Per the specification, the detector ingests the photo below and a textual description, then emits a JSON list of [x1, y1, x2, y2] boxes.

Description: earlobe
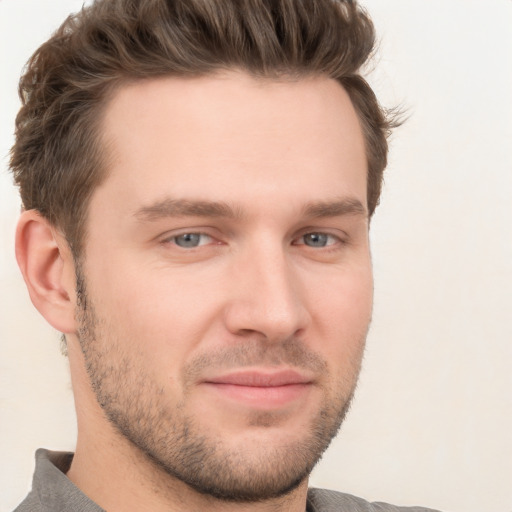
[[15, 210, 77, 334]]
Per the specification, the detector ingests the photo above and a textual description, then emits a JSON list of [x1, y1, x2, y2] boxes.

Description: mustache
[[182, 337, 328, 386]]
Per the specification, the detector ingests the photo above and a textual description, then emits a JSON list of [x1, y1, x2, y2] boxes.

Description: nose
[[223, 241, 310, 343]]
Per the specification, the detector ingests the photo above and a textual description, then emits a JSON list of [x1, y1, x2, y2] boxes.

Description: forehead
[[94, 71, 367, 217]]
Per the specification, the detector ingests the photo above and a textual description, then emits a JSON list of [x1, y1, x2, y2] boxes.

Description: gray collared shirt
[[14, 449, 442, 512], [14, 449, 104, 512]]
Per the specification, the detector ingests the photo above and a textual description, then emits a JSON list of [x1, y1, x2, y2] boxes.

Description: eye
[[171, 233, 213, 248], [298, 232, 339, 248]]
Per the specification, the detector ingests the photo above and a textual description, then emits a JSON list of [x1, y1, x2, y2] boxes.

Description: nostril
[[223, 292, 310, 343]]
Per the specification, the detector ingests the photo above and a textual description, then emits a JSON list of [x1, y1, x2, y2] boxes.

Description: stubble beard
[[74, 265, 364, 503]]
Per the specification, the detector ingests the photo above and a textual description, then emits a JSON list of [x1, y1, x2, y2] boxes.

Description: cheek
[[308, 264, 372, 366], [87, 260, 227, 358]]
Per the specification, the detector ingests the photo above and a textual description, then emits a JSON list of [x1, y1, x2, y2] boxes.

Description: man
[[9, 0, 439, 511]]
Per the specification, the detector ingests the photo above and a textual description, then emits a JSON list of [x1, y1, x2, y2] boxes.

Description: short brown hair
[[10, 0, 397, 257]]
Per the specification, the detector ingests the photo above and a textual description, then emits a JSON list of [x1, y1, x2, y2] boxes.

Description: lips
[[205, 369, 312, 387], [202, 369, 313, 409]]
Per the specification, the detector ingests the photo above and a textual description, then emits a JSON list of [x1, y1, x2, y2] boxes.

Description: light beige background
[[1, 1, 511, 511]]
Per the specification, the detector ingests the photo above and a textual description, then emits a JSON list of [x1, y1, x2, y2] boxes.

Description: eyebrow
[[134, 198, 241, 222], [302, 198, 368, 219], [133, 197, 367, 222]]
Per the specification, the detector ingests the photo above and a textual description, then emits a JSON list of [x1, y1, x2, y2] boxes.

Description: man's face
[[75, 72, 372, 501]]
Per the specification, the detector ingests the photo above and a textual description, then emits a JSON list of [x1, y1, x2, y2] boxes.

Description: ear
[[15, 210, 77, 334]]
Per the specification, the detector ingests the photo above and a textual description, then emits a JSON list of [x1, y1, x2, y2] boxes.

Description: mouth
[[202, 369, 313, 409]]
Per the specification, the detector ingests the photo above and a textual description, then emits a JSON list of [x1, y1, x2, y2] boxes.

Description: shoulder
[[307, 488, 443, 512]]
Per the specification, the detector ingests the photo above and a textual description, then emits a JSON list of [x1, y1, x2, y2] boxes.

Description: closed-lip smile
[[202, 369, 314, 408]]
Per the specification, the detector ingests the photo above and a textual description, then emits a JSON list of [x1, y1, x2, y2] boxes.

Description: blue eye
[[302, 233, 335, 247], [173, 233, 210, 248]]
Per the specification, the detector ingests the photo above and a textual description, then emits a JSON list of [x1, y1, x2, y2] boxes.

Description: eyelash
[[293, 232, 343, 248], [161, 231, 346, 250], [167, 232, 214, 248]]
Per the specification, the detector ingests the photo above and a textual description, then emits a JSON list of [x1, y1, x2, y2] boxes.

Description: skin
[[16, 71, 373, 512]]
